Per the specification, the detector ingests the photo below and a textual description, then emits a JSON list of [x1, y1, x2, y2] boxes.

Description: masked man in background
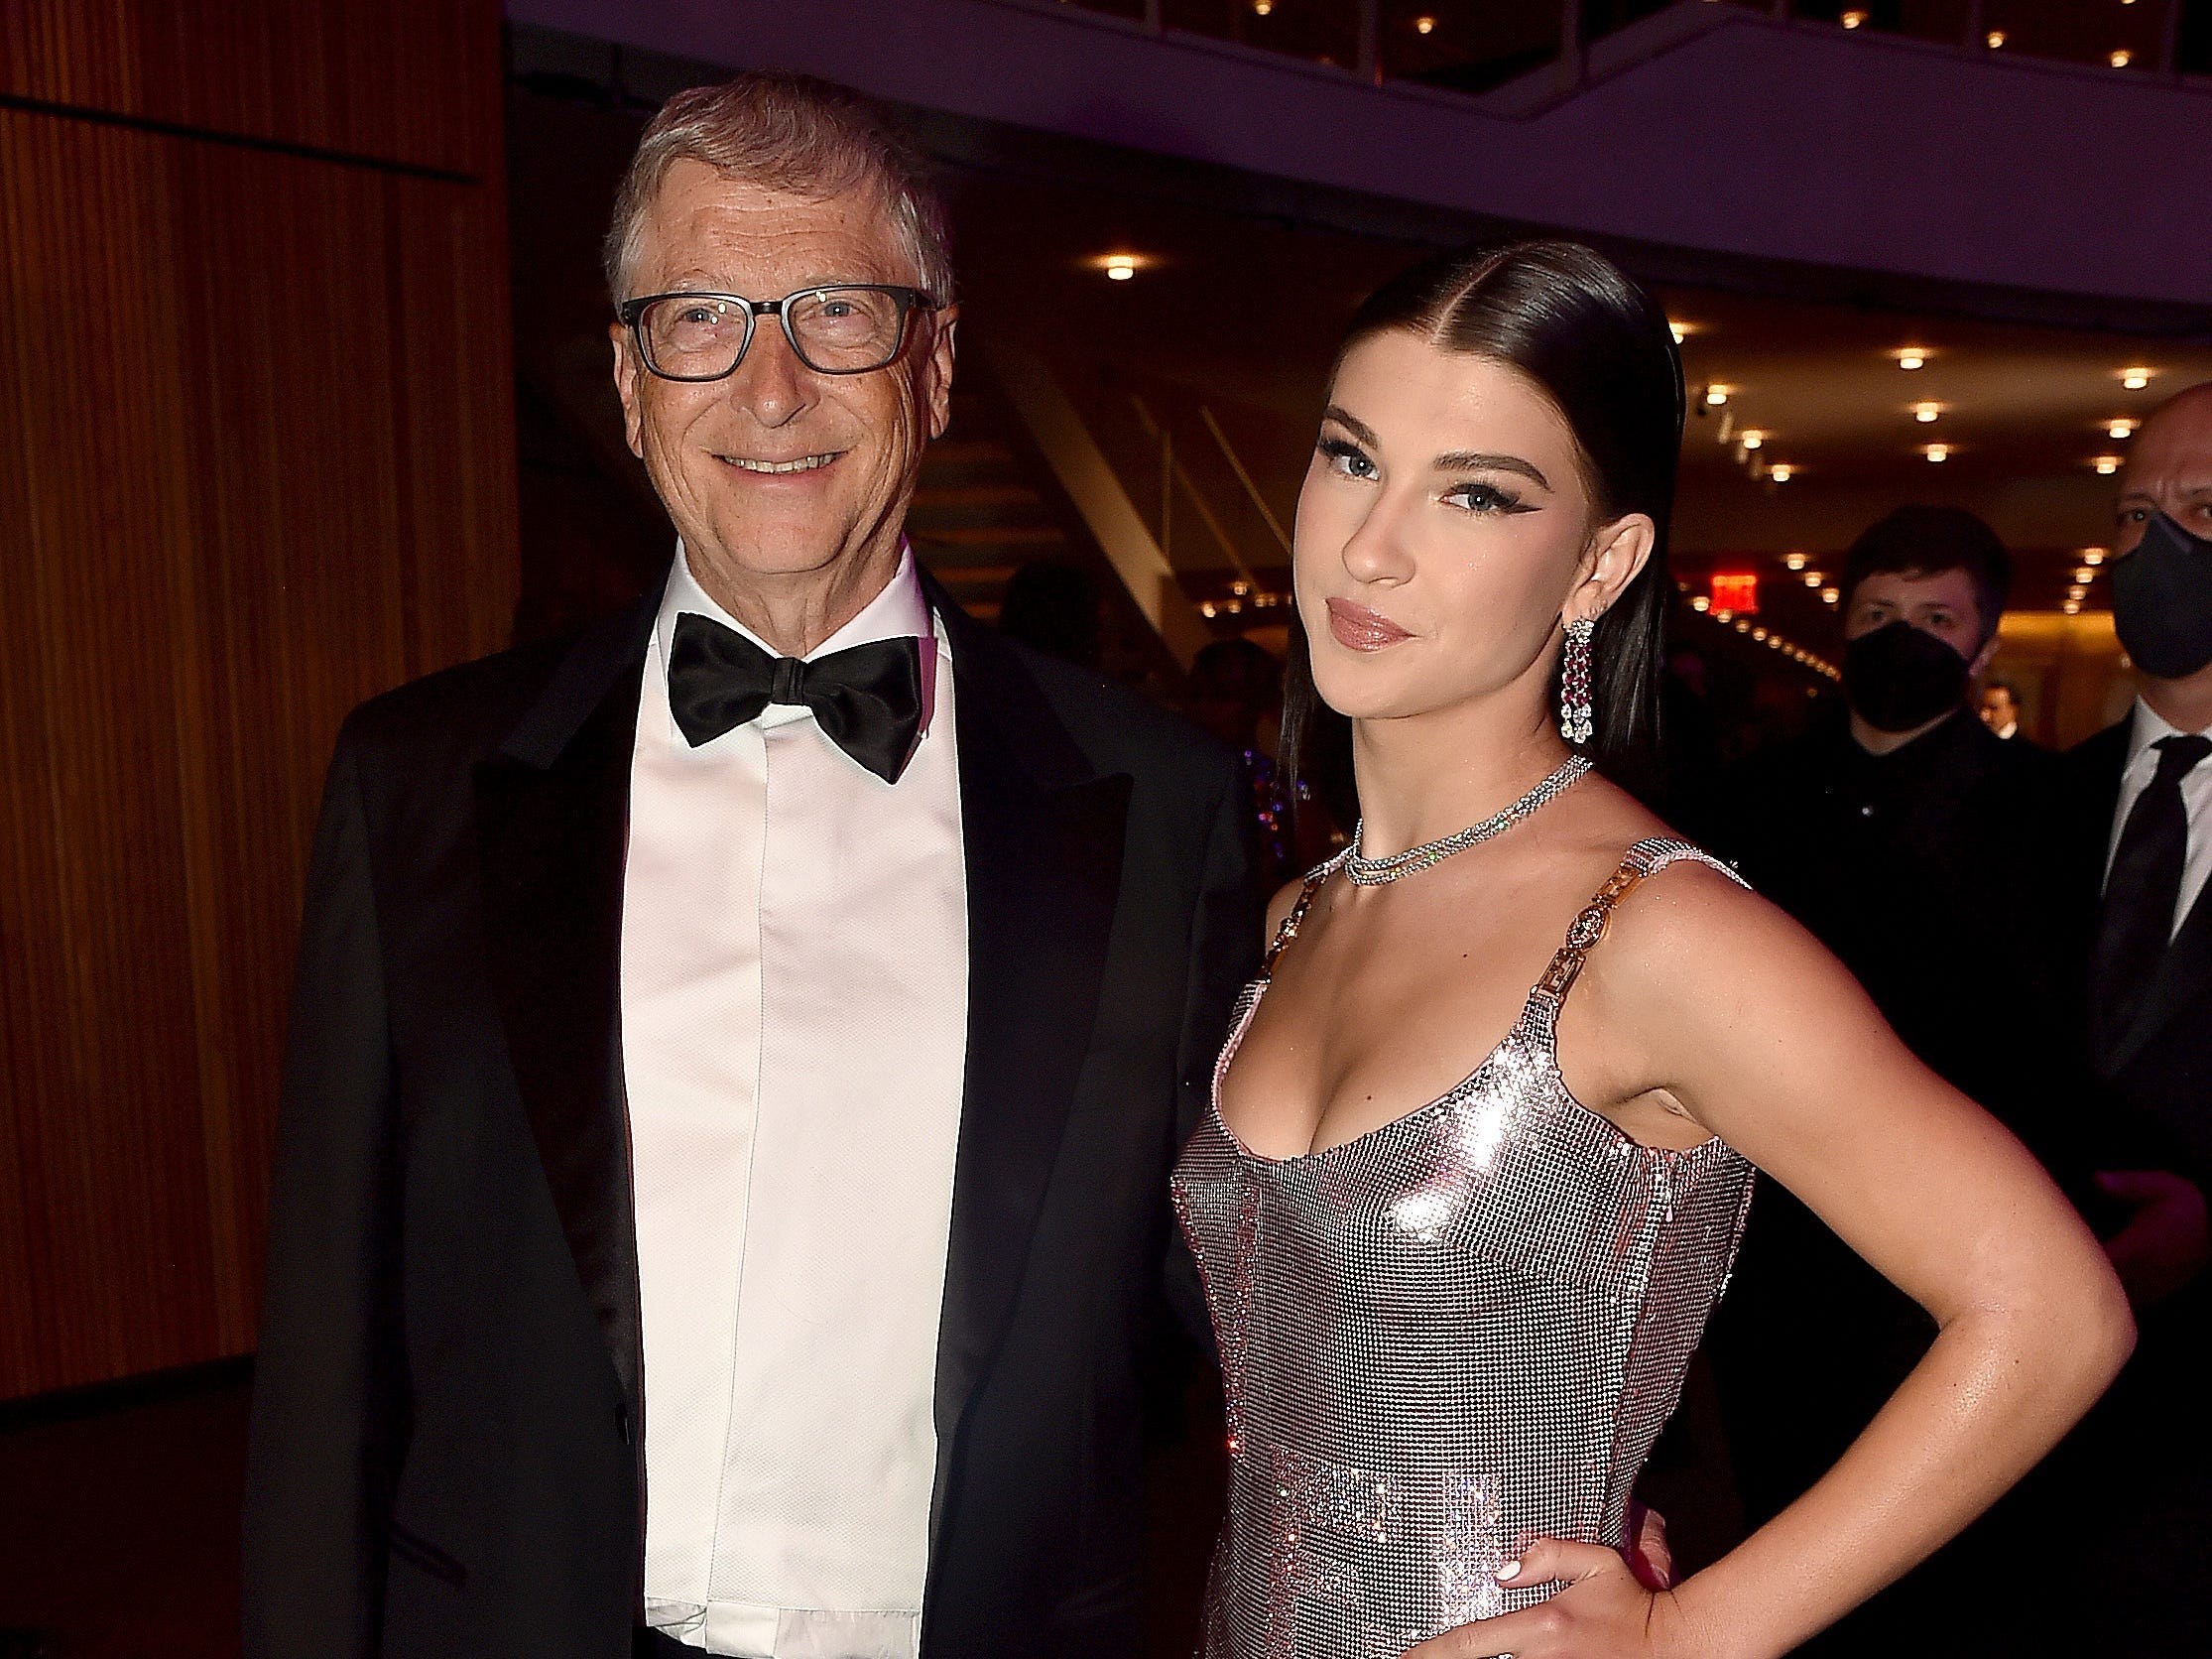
[[1701, 506, 2082, 1654], [2056, 379, 2212, 1654]]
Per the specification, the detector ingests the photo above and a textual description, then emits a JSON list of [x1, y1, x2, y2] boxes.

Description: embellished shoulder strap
[[1536, 836, 1745, 1003], [1262, 850, 1347, 978]]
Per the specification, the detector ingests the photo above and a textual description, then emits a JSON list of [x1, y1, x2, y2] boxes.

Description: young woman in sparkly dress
[[1168, 242, 2132, 1659]]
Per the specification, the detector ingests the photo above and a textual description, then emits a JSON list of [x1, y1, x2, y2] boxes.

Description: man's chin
[[683, 517, 896, 586]]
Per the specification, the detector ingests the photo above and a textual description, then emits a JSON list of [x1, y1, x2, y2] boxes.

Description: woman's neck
[[1350, 698, 1572, 859]]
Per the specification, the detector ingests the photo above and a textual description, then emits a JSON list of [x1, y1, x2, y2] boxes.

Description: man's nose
[[722, 319, 817, 428]]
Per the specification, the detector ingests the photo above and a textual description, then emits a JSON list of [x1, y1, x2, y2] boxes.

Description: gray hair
[[603, 72, 954, 307]]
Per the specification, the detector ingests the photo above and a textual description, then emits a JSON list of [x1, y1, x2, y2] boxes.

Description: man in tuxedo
[[242, 73, 1258, 1659], [2060, 378, 2212, 1651]]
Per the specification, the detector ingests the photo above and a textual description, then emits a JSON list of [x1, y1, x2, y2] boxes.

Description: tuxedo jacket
[[2064, 713, 2212, 1190], [241, 571, 1260, 1659]]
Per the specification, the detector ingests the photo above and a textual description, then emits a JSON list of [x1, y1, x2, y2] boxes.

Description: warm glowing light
[[1740, 431, 1765, 450], [1821, 587, 1841, 604], [1690, 594, 1711, 613], [1804, 572, 1824, 587], [2064, 600, 2083, 615], [1784, 553, 1808, 571], [1913, 403, 1941, 423], [2069, 586, 2089, 602], [2095, 455, 2123, 474], [1414, 14, 1435, 33], [1711, 573, 1761, 614], [1752, 627, 1769, 641], [1199, 600, 1218, 617], [2110, 49, 2133, 68], [1705, 384, 1730, 407], [1102, 254, 1139, 280], [2083, 549, 2107, 565], [1668, 319, 1692, 344], [2122, 367, 2152, 390], [1985, 30, 2006, 48], [1768, 463, 1794, 483], [1923, 444, 1949, 462], [1735, 619, 1752, 633], [1841, 9, 1868, 27], [1713, 609, 1734, 623], [1897, 349, 1927, 370], [2109, 418, 2139, 440], [2074, 567, 2096, 584]]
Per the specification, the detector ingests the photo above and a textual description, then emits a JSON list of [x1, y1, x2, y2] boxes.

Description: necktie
[[2091, 731, 2211, 1059], [667, 612, 924, 784]]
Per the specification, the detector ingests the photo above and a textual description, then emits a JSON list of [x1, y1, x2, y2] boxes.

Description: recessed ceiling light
[[1668, 319, 1693, 344], [1735, 619, 1752, 633], [2109, 418, 2140, 440], [1705, 384, 1730, 407], [1897, 348, 1928, 370], [1768, 463, 1794, 482], [1986, 30, 2006, 48], [1784, 553, 1808, 571], [2074, 567, 2096, 583], [1690, 595, 1711, 612], [1821, 587, 1840, 604], [2095, 455, 2123, 474], [2110, 49, 2133, 67], [2065, 600, 2083, 615], [1740, 431, 1765, 450], [2069, 586, 2088, 601], [1199, 600, 1218, 617], [1752, 627, 1769, 641], [1253, 0, 1272, 14], [1415, 14, 1435, 34], [1803, 572, 1824, 587], [2122, 367, 2153, 390], [1099, 253, 1142, 281], [1841, 9, 1869, 27], [2083, 548, 2107, 564], [1914, 403, 1941, 423], [1923, 444, 1949, 462]]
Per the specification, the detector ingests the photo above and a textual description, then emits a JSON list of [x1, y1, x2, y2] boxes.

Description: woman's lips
[[1326, 597, 1413, 652]]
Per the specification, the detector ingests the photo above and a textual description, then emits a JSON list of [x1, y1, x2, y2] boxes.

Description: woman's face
[[1292, 329, 1647, 725]]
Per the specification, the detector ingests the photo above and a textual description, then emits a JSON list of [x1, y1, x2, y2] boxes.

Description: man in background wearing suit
[[242, 74, 1257, 1659], [2063, 378, 2212, 1653]]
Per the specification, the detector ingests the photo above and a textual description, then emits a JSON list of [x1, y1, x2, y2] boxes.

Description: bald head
[[2117, 380, 2212, 553]]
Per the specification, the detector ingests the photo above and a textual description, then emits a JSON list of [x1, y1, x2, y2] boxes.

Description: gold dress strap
[[1536, 836, 1745, 1003], [1262, 852, 1346, 978]]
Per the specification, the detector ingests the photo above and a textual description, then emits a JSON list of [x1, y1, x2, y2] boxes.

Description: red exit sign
[[1710, 573, 1759, 614]]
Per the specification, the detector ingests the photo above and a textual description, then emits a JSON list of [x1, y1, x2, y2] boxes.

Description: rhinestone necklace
[[1343, 754, 1593, 886]]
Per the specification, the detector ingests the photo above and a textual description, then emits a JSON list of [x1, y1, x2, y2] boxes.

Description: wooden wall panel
[[0, 1, 515, 1400], [0, 0, 500, 179]]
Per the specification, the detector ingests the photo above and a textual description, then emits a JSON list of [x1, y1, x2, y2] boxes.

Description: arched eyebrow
[[1321, 404, 1552, 491], [1431, 449, 1551, 490]]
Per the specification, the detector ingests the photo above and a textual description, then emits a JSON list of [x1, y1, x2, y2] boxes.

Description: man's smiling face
[[610, 159, 955, 611]]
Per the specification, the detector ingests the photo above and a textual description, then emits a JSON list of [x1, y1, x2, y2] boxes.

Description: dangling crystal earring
[[1559, 617, 1596, 746]]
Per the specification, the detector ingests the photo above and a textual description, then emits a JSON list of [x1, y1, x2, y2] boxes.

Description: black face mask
[[2112, 511, 2212, 681], [1842, 619, 1970, 733]]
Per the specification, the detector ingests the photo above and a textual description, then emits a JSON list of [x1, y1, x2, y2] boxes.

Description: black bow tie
[[667, 612, 924, 784]]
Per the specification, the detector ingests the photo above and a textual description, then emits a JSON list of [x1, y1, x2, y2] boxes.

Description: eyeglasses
[[616, 285, 941, 381]]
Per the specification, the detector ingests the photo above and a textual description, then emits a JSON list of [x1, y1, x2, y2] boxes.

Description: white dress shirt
[[2104, 698, 2212, 939], [623, 545, 969, 1658]]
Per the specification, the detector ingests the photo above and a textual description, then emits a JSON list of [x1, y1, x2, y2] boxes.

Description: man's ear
[[610, 322, 646, 458], [1564, 513, 1656, 626], [922, 307, 959, 443]]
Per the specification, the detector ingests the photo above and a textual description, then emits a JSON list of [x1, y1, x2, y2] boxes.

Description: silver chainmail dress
[[1170, 837, 1755, 1659]]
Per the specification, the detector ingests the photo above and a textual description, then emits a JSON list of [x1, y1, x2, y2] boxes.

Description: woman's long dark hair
[[1284, 240, 1686, 826]]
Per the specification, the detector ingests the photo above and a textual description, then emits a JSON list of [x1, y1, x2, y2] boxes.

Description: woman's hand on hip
[[1402, 1536, 1686, 1659]]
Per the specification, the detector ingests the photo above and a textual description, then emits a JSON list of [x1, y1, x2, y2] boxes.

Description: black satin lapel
[[474, 649, 647, 1424], [2111, 881, 2212, 1074], [929, 628, 1131, 1484]]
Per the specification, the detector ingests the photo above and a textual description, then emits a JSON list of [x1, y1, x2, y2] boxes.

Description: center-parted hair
[[1285, 240, 1686, 824]]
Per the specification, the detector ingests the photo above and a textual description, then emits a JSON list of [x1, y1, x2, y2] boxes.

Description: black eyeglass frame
[[616, 284, 943, 382]]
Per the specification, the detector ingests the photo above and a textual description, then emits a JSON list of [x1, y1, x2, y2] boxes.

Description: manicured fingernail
[[1496, 1559, 1522, 1583]]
